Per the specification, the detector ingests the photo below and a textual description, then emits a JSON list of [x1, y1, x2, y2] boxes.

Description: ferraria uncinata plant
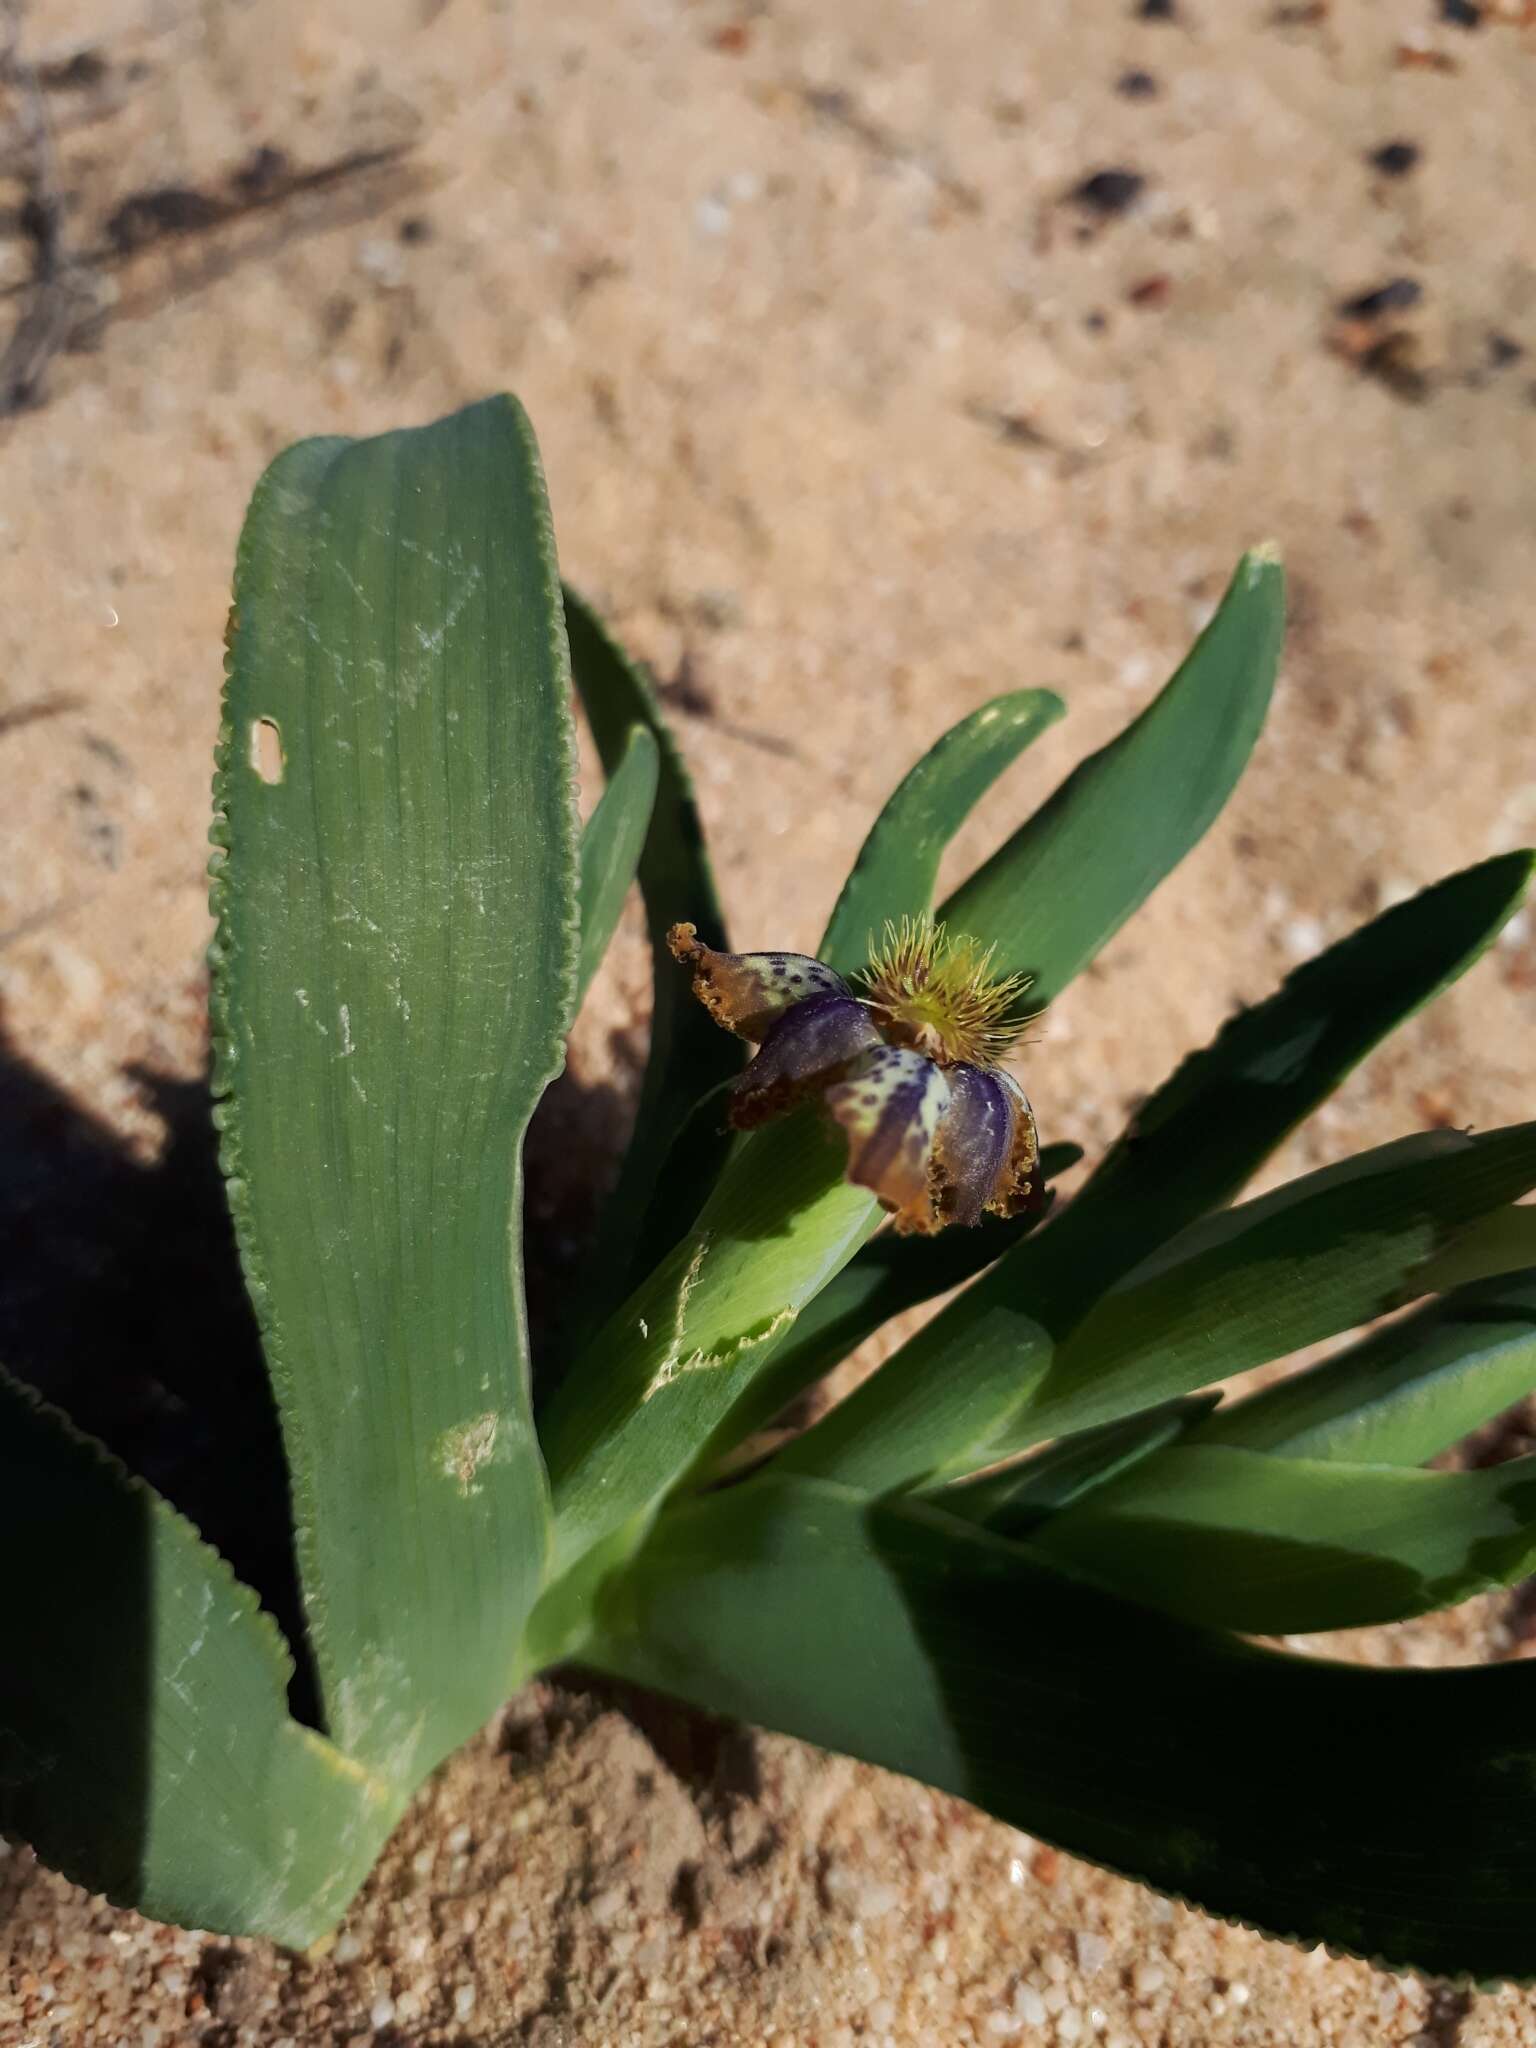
[[5, 397, 1536, 1978]]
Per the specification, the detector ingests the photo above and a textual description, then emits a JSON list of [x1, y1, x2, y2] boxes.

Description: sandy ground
[[2, 0, 1536, 2041]]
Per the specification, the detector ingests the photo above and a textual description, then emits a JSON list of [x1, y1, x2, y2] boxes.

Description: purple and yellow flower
[[667, 916, 1042, 1235]]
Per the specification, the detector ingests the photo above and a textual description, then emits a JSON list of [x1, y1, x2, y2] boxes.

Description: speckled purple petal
[[824, 1045, 951, 1233], [668, 923, 851, 1042], [931, 1064, 1015, 1228], [990, 1071, 1043, 1217], [730, 993, 882, 1129]]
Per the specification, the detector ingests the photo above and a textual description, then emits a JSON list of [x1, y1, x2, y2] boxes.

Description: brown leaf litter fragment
[[1394, 42, 1461, 70]]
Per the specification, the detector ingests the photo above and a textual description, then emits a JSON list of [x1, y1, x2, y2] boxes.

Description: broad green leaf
[[1030, 1441, 1536, 1634], [576, 725, 658, 1003], [1196, 1270, 1536, 1466], [942, 1393, 1219, 1533], [794, 856, 1533, 1491], [1011, 1125, 1536, 1451], [561, 587, 742, 1320], [0, 1370, 401, 1945], [211, 397, 570, 1781], [819, 689, 1064, 977], [592, 1471, 1536, 1978], [696, 1140, 1081, 1467], [939, 549, 1283, 996]]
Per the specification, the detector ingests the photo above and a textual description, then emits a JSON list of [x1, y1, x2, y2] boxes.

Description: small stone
[[1440, 0, 1482, 24], [369, 1993, 396, 2028], [588, 1884, 627, 1926], [1338, 277, 1422, 321], [1369, 139, 1420, 177], [1069, 169, 1146, 217], [1075, 1932, 1110, 1976], [1056, 2007, 1085, 2044], [1132, 1961, 1166, 1998], [986, 2014, 1023, 2039], [1015, 1985, 1049, 2025], [453, 1983, 477, 2020], [445, 1821, 472, 1853], [1117, 68, 1159, 97], [356, 237, 405, 288]]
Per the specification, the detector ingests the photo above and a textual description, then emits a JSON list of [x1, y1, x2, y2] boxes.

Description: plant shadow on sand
[[0, 1003, 631, 1930]]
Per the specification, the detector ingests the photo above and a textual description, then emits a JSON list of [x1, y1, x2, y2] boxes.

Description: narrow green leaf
[[576, 725, 659, 1004], [1030, 1441, 1536, 1634], [0, 1370, 400, 1945], [592, 1471, 1536, 1978], [942, 1393, 1219, 1534], [696, 1140, 1081, 1466], [1014, 1125, 1536, 1450], [212, 397, 571, 1781], [1195, 1270, 1536, 1466], [561, 586, 742, 1324], [939, 549, 1283, 996], [819, 689, 1064, 977], [1414, 1205, 1536, 1297], [794, 855, 1533, 1491], [543, 1112, 881, 1571]]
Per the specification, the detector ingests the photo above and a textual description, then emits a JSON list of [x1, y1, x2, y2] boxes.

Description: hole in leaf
[[249, 717, 284, 785]]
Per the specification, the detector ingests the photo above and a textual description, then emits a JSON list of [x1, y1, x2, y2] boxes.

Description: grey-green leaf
[[592, 1470, 1536, 1978], [1030, 1441, 1536, 1633], [942, 1393, 1219, 1534], [939, 549, 1283, 997], [1015, 1124, 1536, 1450], [211, 397, 571, 1782], [543, 1112, 881, 1572], [1195, 1269, 1536, 1466], [819, 689, 1064, 977], [576, 725, 659, 1003], [0, 1369, 400, 1945]]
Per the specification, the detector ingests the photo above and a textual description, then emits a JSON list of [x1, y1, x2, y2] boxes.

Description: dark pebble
[[1369, 140, 1421, 177], [1488, 332, 1525, 368], [1136, 0, 1177, 17], [1117, 69, 1160, 97], [1339, 277, 1422, 320], [398, 215, 433, 245], [1069, 168, 1146, 216], [1440, 0, 1482, 24]]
